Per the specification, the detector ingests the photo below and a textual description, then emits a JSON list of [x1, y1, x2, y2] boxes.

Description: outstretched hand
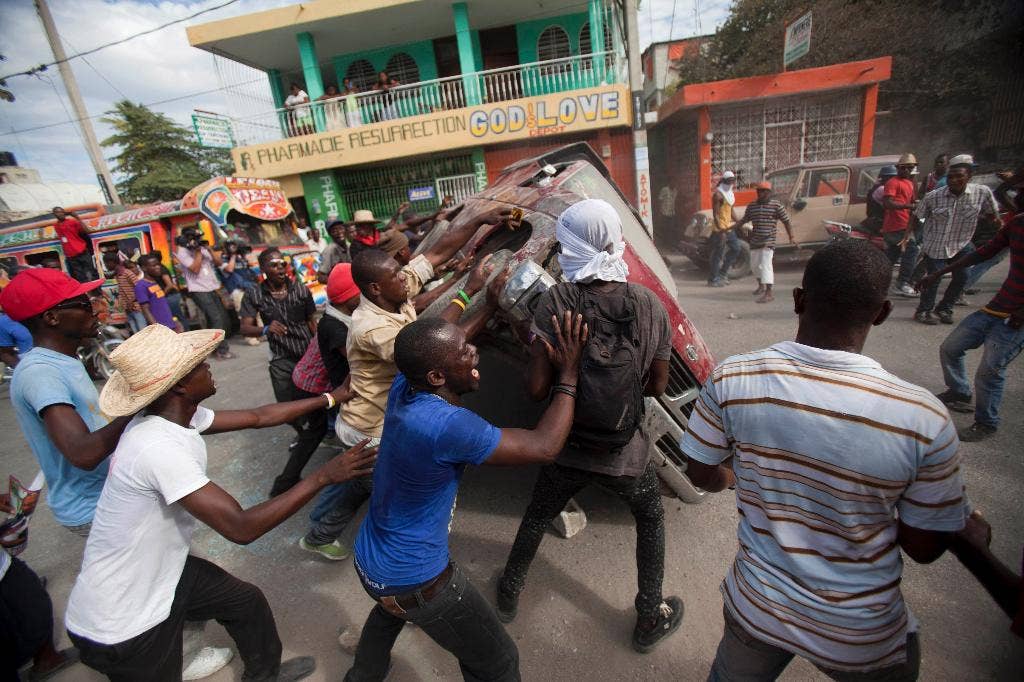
[[486, 263, 513, 307], [542, 311, 588, 379], [318, 439, 377, 484], [466, 253, 495, 293]]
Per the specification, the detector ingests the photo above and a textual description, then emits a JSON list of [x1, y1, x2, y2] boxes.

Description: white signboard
[[783, 12, 812, 68], [192, 113, 235, 149]]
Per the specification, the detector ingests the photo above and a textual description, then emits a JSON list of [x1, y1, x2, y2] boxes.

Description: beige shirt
[[341, 254, 434, 437]]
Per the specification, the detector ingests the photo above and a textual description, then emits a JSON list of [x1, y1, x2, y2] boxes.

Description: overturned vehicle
[[414, 144, 713, 503]]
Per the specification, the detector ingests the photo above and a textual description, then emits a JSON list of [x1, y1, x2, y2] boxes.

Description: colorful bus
[[0, 177, 324, 324]]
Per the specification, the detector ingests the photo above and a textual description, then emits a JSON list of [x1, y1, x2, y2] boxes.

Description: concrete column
[[588, 0, 606, 84], [297, 32, 326, 132], [267, 69, 286, 109], [452, 3, 481, 105], [471, 148, 488, 191]]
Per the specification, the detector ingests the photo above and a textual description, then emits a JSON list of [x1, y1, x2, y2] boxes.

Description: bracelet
[[450, 298, 467, 311], [457, 289, 471, 305], [552, 385, 577, 399], [553, 382, 577, 390], [322, 392, 336, 410]]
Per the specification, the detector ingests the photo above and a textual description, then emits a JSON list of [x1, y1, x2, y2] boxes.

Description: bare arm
[[486, 312, 586, 466], [422, 207, 510, 269], [644, 358, 669, 396], [41, 405, 133, 470], [239, 315, 264, 338], [414, 276, 461, 314], [883, 196, 915, 211], [897, 520, 952, 564], [221, 254, 237, 274], [179, 249, 204, 274], [0, 347, 19, 368], [179, 441, 376, 544], [204, 389, 346, 435], [951, 511, 1021, 620], [684, 459, 735, 492], [140, 302, 157, 326]]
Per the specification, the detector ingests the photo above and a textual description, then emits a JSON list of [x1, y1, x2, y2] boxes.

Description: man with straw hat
[[65, 324, 376, 680], [883, 153, 922, 297]]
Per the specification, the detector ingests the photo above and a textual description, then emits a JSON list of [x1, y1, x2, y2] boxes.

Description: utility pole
[[624, 0, 652, 234], [34, 0, 121, 204]]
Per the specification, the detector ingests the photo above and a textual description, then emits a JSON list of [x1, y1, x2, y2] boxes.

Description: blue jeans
[[127, 310, 148, 333], [884, 230, 920, 287], [345, 562, 519, 682], [964, 247, 1008, 290], [940, 310, 1024, 428], [708, 230, 742, 282], [916, 244, 974, 315], [305, 476, 372, 545]]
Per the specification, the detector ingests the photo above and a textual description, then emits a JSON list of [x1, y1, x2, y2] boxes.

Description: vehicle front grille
[[654, 432, 688, 467], [663, 348, 701, 419]]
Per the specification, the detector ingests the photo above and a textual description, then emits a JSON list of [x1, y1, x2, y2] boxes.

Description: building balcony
[[233, 52, 624, 146]]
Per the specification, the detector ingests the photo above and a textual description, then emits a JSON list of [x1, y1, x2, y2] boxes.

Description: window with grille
[[384, 52, 420, 85], [537, 26, 572, 62], [579, 21, 612, 55], [344, 59, 376, 91]]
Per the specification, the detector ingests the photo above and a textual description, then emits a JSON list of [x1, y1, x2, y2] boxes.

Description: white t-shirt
[[65, 406, 215, 644], [285, 91, 310, 114]]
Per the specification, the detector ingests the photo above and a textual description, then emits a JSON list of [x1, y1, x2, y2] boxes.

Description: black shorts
[[0, 557, 53, 669]]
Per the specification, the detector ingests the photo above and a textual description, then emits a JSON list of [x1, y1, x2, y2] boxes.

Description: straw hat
[[897, 153, 917, 166], [99, 324, 225, 417], [348, 209, 382, 225]]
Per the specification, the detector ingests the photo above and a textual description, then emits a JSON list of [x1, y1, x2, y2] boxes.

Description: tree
[[673, 0, 1022, 111], [101, 100, 234, 204]]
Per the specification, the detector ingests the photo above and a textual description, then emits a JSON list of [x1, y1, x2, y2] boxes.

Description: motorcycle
[[78, 324, 128, 381], [824, 219, 886, 251]]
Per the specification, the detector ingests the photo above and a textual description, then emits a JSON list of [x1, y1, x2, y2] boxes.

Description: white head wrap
[[555, 199, 629, 284], [716, 170, 736, 205]]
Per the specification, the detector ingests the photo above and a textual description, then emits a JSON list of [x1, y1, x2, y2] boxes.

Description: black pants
[[69, 555, 281, 682], [268, 356, 328, 495], [0, 557, 53, 674], [67, 252, 98, 283], [189, 291, 232, 355], [916, 243, 975, 316], [498, 461, 665, 619], [345, 563, 519, 682]]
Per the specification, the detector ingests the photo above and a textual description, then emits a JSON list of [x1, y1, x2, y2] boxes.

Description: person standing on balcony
[[342, 78, 363, 128], [882, 153, 921, 297], [318, 85, 346, 131], [285, 82, 313, 136], [374, 71, 400, 122], [52, 207, 98, 283], [707, 171, 741, 287]]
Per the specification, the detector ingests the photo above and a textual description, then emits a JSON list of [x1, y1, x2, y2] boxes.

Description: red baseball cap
[[327, 263, 359, 304], [0, 268, 104, 321]]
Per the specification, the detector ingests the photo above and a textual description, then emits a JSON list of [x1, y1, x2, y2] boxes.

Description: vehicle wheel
[[94, 351, 116, 380], [728, 241, 752, 278]]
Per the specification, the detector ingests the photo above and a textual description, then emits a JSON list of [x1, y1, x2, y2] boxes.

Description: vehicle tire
[[728, 241, 752, 278], [94, 349, 117, 380]]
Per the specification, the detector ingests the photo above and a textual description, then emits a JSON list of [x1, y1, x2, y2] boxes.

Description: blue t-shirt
[[10, 348, 110, 526], [354, 374, 501, 591], [133, 278, 176, 329], [0, 314, 32, 355]]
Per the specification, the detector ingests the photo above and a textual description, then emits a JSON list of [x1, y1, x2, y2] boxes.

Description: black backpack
[[563, 282, 646, 453]]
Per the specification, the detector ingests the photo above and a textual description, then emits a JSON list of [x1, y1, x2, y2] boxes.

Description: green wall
[[331, 40, 439, 86], [515, 12, 590, 64]]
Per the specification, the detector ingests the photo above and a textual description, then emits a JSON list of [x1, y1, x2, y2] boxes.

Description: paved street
[[3, 256, 1022, 681]]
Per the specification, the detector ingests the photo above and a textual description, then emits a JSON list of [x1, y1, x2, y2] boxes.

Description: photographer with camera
[[219, 241, 257, 311], [174, 228, 235, 360]]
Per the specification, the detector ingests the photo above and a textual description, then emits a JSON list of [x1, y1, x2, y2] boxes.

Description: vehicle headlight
[[498, 260, 557, 325]]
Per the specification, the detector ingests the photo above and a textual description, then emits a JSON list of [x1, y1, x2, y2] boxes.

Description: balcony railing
[[231, 52, 624, 145]]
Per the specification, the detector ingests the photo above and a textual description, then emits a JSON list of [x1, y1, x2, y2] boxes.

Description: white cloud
[[0, 0, 734, 191]]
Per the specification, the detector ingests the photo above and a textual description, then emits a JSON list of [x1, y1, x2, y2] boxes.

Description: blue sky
[[0, 0, 731, 190]]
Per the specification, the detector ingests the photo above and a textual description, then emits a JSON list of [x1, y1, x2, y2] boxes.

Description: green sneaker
[[298, 537, 350, 561]]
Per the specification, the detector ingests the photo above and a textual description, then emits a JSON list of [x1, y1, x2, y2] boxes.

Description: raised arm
[[485, 311, 586, 466], [422, 206, 510, 269], [180, 441, 376, 544], [951, 511, 1022, 620], [41, 406, 133, 470]]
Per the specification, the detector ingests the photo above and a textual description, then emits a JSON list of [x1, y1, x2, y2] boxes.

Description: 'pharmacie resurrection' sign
[[233, 84, 631, 177]]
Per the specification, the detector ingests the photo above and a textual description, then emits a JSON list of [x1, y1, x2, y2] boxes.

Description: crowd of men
[[0, 163, 1022, 682]]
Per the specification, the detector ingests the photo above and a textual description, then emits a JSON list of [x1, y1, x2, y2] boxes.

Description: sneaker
[[958, 423, 997, 443], [955, 294, 970, 307], [495, 584, 518, 624], [182, 646, 233, 681], [936, 389, 973, 414], [707, 278, 727, 288], [937, 310, 954, 325], [298, 537, 351, 561], [277, 656, 316, 682], [914, 311, 938, 325], [897, 283, 918, 297], [215, 351, 237, 360], [245, 336, 261, 346], [964, 288, 980, 295], [632, 596, 684, 654]]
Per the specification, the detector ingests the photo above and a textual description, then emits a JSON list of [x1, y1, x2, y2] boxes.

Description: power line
[[0, 0, 241, 82], [60, 33, 129, 101]]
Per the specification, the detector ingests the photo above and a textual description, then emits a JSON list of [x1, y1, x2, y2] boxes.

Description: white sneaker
[[182, 646, 233, 680], [898, 283, 918, 297]]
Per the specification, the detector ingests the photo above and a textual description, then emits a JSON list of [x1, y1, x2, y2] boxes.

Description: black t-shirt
[[318, 313, 351, 387]]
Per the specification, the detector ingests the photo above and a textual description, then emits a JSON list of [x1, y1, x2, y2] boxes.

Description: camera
[[175, 228, 202, 250], [223, 240, 252, 256]]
